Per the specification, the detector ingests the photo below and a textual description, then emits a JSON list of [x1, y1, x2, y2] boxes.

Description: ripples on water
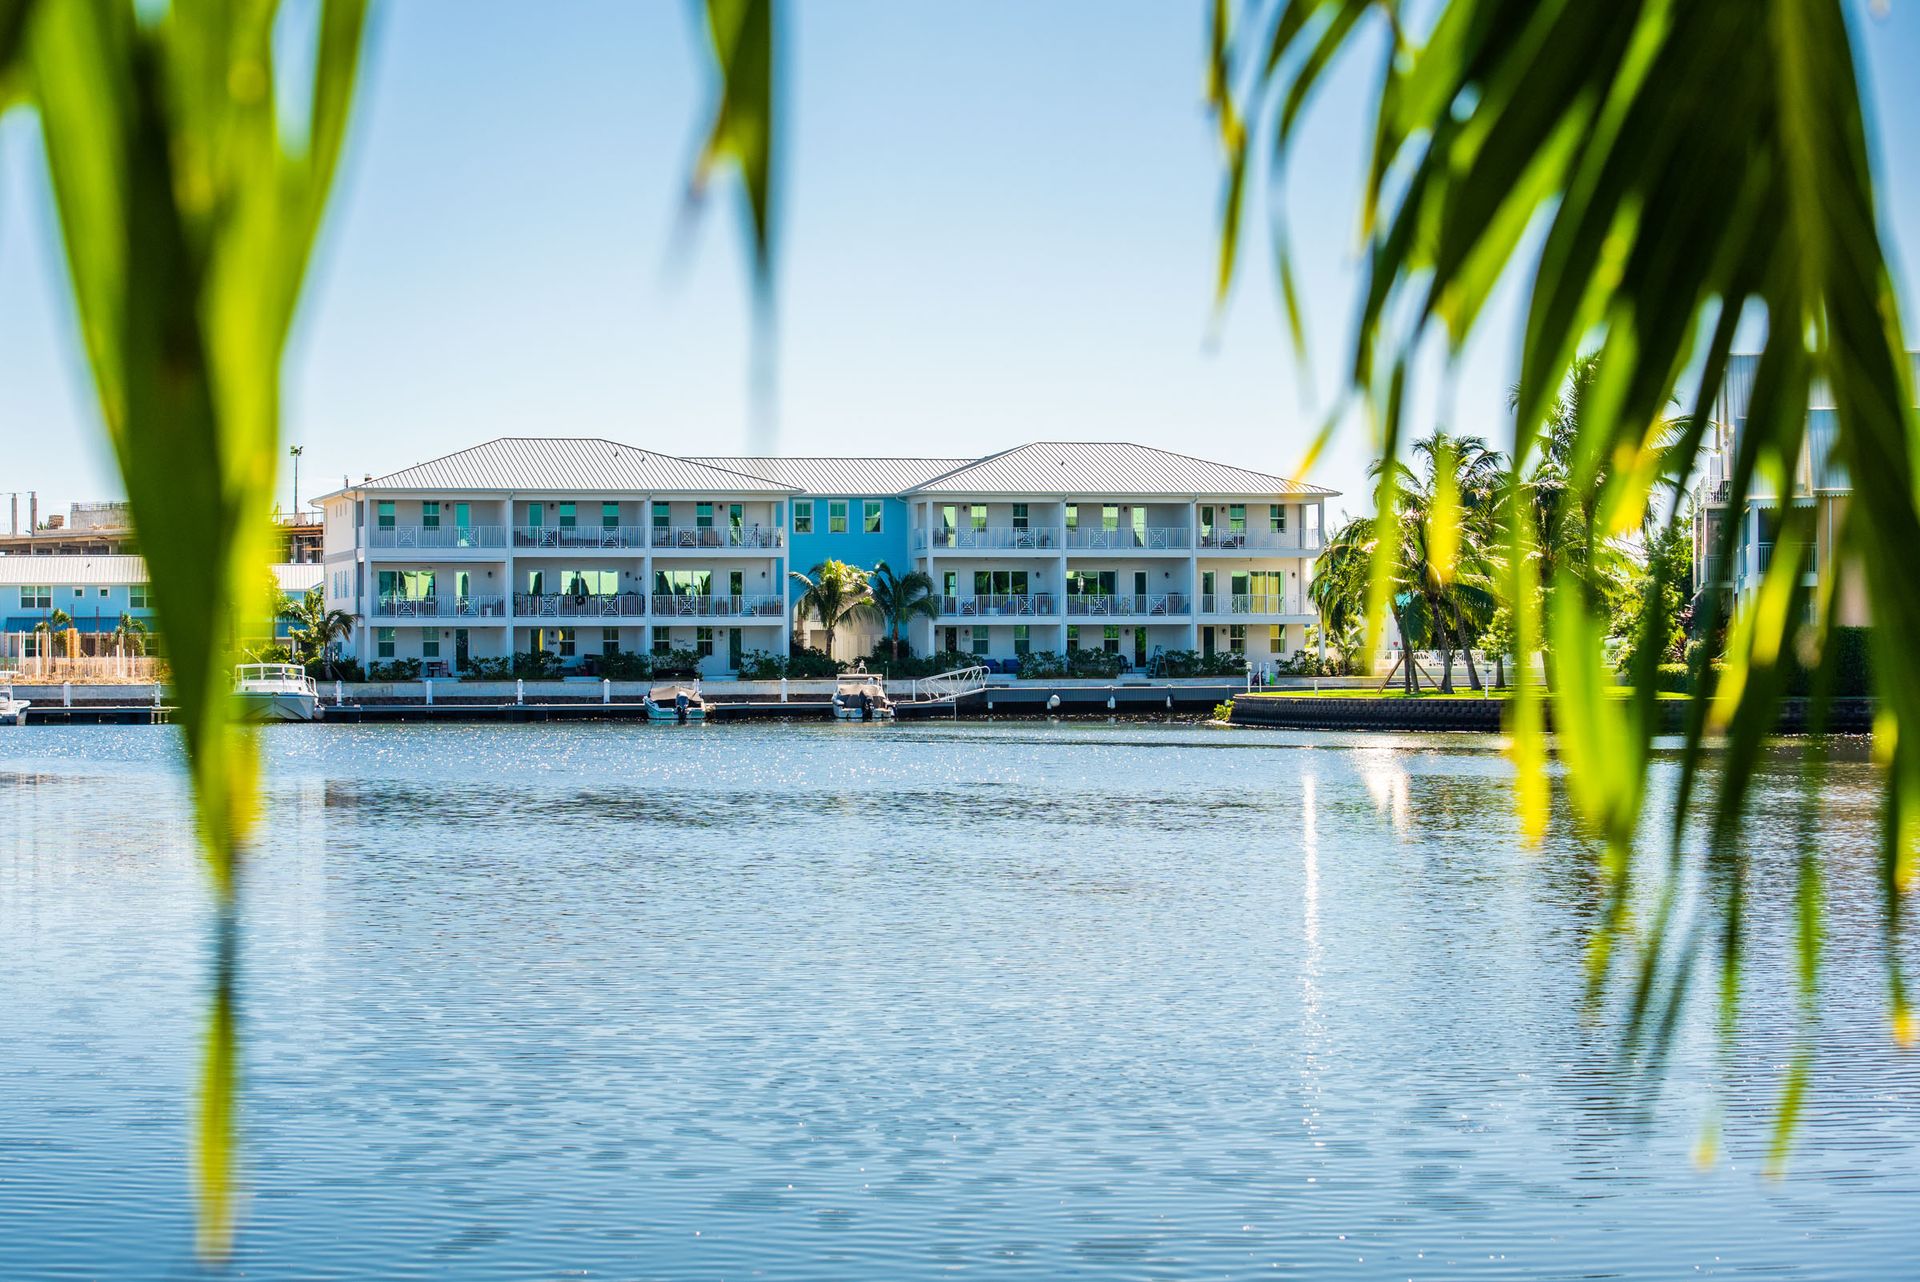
[[1, 723, 1916, 1280]]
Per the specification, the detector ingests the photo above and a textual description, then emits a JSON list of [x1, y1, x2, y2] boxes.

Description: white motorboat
[[0, 671, 29, 726], [645, 683, 706, 724], [832, 671, 894, 721], [233, 663, 321, 723]]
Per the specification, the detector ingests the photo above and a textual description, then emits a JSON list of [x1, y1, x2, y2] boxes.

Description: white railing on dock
[[910, 665, 990, 702]]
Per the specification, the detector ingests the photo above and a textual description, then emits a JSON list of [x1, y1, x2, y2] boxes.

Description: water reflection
[[1, 723, 1916, 1281]]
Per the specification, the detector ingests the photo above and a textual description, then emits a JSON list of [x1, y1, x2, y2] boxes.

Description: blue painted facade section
[[784, 495, 914, 608]]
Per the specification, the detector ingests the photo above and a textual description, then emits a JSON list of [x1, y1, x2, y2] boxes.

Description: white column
[[1055, 503, 1069, 653], [1187, 500, 1200, 651], [641, 492, 654, 657], [777, 498, 790, 661], [503, 493, 518, 659]]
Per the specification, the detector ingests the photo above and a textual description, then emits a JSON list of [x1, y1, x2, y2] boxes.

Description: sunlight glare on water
[[2, 721, 1916, 1279]]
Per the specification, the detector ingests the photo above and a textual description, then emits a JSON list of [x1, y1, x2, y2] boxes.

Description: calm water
[[2, 722, 1916, 1280]]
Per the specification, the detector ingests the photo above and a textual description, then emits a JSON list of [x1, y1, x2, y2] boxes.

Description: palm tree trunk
[[1459, 624, 1483, 691], [1437, 638, 1455, 693], [1494, 652, 1506, 688]]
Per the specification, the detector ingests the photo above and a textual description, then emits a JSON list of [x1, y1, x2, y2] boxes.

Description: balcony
[[1198, 593, 1310, 616], [936, 593, 1057, 618], [372, 593, 508, 620], [649, 593, 786, 618], [1752, 543, 1817, 579], [650, 526, 785, 551], [514, 592, 647, 618], [369, 524, 507, 550], [1197, 530, 1321, 553], [514, 525, 648, 550], [1064, 526, 1190, 552], [915, 526, 1061, 552], [1063, 592, 1189, 617]]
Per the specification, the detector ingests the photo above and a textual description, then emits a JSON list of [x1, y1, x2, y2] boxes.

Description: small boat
[[832, 670, 894, 721], [0, 671, 29, 726], [645, 683, 706, 724], [233, 662, 321, 723]]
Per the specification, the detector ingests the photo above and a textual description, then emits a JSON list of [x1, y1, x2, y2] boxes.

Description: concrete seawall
[[1228, 694, 1876, 734]]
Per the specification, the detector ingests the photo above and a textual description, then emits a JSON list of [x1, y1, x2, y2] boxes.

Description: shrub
[[781, 647, 841, 678], [461, 656, 512, 681], [1212, 700, 1235, 722], [511, 649, 562, 680], [1654, 663, 1693, 693], [736, 649, 786, 680], [1067, 648, 1125, 678], [306, 656, 365, 683], [1157, 649, 1201, 677], [368, 658, 422, 682], [1018, 650, 1066, 679], [598, 650, 652, 681], [1783, 625, 1873, 699], [650, 647, 704, 679]]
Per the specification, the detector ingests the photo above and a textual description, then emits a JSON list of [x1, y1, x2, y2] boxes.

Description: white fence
[[1, 631, 163, 683]]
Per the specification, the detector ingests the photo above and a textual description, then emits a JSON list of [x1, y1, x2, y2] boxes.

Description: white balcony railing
[[370, 524, 508, 550], [514, 592, 648, 618], [372, 593, 508, 619], [917, 526, 1062, 552], [1063, 592, 1190, 617], [1063, 526, 1190, 551], [514, 525, 649, 550], [936, 593, 1057, 617], [649, 593, 786, 618], [1751, 543, 1816, 580], [1198, 593, 1308, 616], [1197, 530, 1319, 552], [650, 526, 785, 550]]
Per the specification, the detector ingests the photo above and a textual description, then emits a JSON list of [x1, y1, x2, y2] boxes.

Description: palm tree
[[35, 607, 78, 662], [112, 613, 150, 657], [868, 561, 938, 661], [282, 587, 354, 678], [788, 560, 875, 662]]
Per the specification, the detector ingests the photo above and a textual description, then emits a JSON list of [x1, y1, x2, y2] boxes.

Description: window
[[558, 628, 577, 657], [940, 505, 956, 535], [729, 505, 744, 538], [696, 502, 714, 530], [558, 502, 576, 529], [1066, 570, 1115, 596], [1270, 624, 1285, 652], [1065, 503, 1079, 532], [526, 503, 543, 528], [970, 504, 987, 532], [20, 586, 50, 609], [99, 587, 111, 598], [728, 628, 743, 668], [652, 502, 670, 530], [603, 502, 620, 530], [454, 502, 471, 530], [653, 633, 671, 656], [377, 628, 396, 659], [654, 569, 712, 598], [1102, 505, 1119, 534], [1066, 625, 1080, 649], [1229, 624, 1247, 654], [73, 586, 84, 598], [422, 633, 440, 659], [1014, 625, 1030, 656], [377, 500, 395, 529], [942, 627, 958, 653], [603, 628, 620, 655], [129, 585, 150, 609], [863, 500, 883, 533], [696, 626, 715, 657], [942, 570, 957, 598], [1131, 508, 1146, 546], [1229, 503, 1246, 534], [1199, 505, 1214, 538], [793, 500, 813, 534], [1012, 503, 1029, 530], [828, 500, 849, 534], [421, 501, 440, 528], [970, 630, 989, 655], [1103, 625, 1120, 654], [1270, 505, 1287, 534]]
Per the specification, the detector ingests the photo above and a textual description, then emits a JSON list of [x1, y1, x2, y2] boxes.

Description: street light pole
[[290, 444, 304, 519]]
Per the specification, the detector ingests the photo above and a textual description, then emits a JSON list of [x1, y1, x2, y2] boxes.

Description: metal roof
[[906, 442, 1337, 499], [344, 438, 797, 495], [0, 556, 321, 593], [0, 555, 150, 585], [690, 456, 973, 496]]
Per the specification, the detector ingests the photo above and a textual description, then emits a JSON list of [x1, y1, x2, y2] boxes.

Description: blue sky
[[4, 2, 1919, 524]]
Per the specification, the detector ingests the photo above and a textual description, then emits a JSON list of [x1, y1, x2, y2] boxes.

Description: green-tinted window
[[527, 504, 544, 528], [1103, 625, 1120, 654], [421, 501, 439, 528], [558, 628, 577, 657], [793, 500, 813, 534], [1270, 624, 1284, 650], [970, 630, 989, 655], [652, 633, 671, 656], [696, 502, 714, 529], [603, 502, 620, 529], [696, 626, 715, 656], [1102, 505, 1118, 533], [128, 585, 151, 609], [1229, 624, 1247, 653], [603, 628, 620, 655], [377, 627, 395, 658], [970, 504, 987, 532], [421, 633, 440, 659], [652, 502, 670, 529], [377, 500, 395, 529], [1013, 625, 1030, 656], [1228, 503, 1246, 533], [863, 500, 882, 533], [1270, 505, 1286, 533], [829, 500, 848, 533], [1066, 625, 1080, 649], [558, 502, 576, 529], [1064, 504, 1078, 531], [20, 586, 51, 609], [1011, 503, 1029, 529]]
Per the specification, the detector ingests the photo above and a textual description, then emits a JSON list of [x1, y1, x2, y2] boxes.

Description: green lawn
[[1244, 687, 1692, 701]]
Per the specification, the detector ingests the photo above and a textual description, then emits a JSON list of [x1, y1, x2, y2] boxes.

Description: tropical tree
[[112, 612, 149, 657], [869, 561, 939, 661], [789, 560, 875, 661], [34, 607, 78, 661], [283, 586, 354, 678]]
